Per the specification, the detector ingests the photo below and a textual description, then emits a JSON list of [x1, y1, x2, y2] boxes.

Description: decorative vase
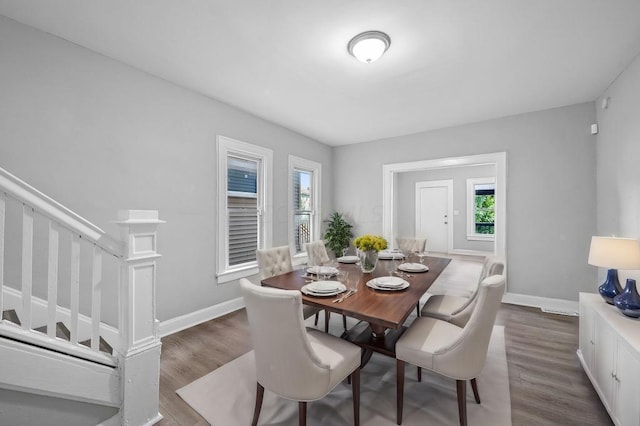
[[599, 268, 623, 305], [613, 279, 640, 318], [358, 249, 378, 273]]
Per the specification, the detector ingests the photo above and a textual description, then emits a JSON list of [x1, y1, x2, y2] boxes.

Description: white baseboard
[[159, 297, 245, 337], [503, 292, 579, 316], [449, 249, 493, 257]]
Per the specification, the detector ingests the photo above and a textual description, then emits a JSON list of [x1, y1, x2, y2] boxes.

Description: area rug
[[177, 325, 511, 425]]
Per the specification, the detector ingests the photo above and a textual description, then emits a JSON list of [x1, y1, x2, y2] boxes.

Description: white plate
[[377, 251, 405, 260], [398, 263, 429, 273], [306, 266, 339, 276], [337, 255, 360, 264], [366, 276, 409, 291], [301, 281, 346, 297]]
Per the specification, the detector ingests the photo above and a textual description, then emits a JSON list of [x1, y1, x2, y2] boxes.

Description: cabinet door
[[614, 340, 640, 426], [579, 302, 595, 369], [594, 317, 615, 408]]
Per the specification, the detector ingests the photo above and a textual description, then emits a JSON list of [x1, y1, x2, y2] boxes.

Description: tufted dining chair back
[[256, 245, 293, 279], [305, 240, 331, 266], [396, 237, 427, 253]]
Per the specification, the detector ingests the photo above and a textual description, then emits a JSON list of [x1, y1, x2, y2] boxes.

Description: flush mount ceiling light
[[347, 30, 391, 63]]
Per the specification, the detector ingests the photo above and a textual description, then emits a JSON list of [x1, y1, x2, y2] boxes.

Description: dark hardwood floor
[[157, 304, 611, 425]]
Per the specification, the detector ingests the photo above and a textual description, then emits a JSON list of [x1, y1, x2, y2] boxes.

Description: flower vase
[[613, 279, 640, 318], [358, 250, 378, 273]]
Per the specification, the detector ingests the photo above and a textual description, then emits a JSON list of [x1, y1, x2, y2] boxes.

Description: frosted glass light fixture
[[347, 31, 391, 63]]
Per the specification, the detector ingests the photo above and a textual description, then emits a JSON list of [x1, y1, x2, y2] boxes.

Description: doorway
[[415, 180, 453, 253], [382, 152, 507, 257]]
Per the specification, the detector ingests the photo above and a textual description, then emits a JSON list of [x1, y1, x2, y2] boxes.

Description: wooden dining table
[[261, 255, 451, 363]]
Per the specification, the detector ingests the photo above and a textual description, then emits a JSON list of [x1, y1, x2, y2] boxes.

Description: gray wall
[[334, 103, 598, 301], [0, 16, 333, 322], [595, 53, 640, 284], [396, 165, 495, 252]]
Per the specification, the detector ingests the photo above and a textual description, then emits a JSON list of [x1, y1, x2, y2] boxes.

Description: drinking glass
[[346, 270, 361, 292]]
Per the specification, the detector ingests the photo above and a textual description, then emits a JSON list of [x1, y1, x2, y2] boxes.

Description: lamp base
[[599, 268, 623, 304], [614, 279, 640, 318]]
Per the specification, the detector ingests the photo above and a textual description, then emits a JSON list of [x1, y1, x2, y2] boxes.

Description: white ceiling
[[1, 1, 639, 146]]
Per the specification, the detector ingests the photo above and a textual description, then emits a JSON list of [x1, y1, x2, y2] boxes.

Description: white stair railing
[[0, 166, 163, 423]]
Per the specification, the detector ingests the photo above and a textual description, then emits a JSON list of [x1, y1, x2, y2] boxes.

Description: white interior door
[[415, 180, 453, 253]]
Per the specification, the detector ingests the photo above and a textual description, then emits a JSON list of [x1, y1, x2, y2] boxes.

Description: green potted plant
[[323, 212, 354, 258]]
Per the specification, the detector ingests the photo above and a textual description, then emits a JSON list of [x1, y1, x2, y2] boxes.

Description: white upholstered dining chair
[[395, 274, 506, 426], [421, 255, 505, 327], [256, 245, 320, 321], [240, 279, 361, 426], [304, 240, 348, 331], [396, 237, 427, 254]]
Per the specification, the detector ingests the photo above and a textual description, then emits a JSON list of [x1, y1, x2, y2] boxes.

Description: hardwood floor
[[157, 303, 611, 425]]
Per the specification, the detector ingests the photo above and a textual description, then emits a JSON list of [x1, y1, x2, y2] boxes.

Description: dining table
[[261, 255, 451, 364]]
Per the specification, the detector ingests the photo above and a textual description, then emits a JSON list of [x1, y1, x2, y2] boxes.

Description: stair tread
[[34, 321, 71, 340], [80, 336, 113, 355], [2, 309, 21, 326]]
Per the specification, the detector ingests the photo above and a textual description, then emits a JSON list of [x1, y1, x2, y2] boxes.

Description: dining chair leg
[[456, 380, 467, 426], [314, 312, 320, 326], [352, 368, 360, 426], [396, 359, 405, 425], [251, 382, 264, 426], [324, 311, 331, 333], [471, 378, 481, 404], [298, 401, 307, 426], [417, 366, 422, 382], [343, 314, 347, 330], [415, 301, 420, 317]]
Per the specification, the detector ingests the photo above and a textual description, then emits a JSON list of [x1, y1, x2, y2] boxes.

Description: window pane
[[228, 157, 259, 266], [293, 169, 313, 254], [294, 214, 311, 253], [474, 184, 495, 235]]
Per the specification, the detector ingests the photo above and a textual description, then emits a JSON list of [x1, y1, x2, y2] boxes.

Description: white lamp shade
[[588, 236, 640, 270]]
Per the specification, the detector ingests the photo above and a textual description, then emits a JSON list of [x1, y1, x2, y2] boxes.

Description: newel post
[[116, 210, 165, 426]]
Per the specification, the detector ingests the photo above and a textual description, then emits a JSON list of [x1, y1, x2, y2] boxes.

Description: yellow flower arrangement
[[353, 234, 388, 252]]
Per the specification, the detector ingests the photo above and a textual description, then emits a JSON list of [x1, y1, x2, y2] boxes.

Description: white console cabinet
[[578, 292, 640, 426]]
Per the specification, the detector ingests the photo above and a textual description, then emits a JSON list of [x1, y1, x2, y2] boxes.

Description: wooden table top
[[261, 256, 451, 330]]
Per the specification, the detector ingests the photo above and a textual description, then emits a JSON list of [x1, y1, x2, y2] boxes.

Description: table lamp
[[588, 236, 640, 304]]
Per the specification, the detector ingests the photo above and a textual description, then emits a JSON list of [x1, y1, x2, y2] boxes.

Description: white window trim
[[288, 155, 321, 265], [466, 177, 495, 242], [216, 135, 273, 284]]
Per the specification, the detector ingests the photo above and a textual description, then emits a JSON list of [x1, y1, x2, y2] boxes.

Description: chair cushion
[[396, 317, 462, 370], [307, 328, 361, 394], [421, 294, 470, 320]]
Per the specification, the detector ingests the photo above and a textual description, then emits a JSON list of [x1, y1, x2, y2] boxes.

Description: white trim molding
[[383, 152, 507, 257], [159, 297, 245, 337], [503, 292, 579, 316]]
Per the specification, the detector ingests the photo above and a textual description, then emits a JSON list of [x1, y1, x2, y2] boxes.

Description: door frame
[[382, 152, 507, 257], [415, 179, 454, 253]]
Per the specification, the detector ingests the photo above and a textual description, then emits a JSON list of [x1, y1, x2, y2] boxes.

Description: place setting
[[301, 279, 346, 297]]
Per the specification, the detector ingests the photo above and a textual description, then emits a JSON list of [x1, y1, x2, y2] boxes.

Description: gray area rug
[[177, 324, 510, 425]]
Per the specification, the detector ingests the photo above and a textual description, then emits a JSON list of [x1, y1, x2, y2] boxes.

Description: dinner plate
[[301, 281, 346, 297], [306, 266, 339, 276], [398, 262, 429, 273], [337, 255, 360, 264], [377, 251, 405, 260], [366, 276, 410, 291]]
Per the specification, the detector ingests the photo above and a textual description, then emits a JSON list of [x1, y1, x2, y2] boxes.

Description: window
[[217, 136, 272, 283], [288, 156, 321, 260], [467, 177, 495, 241]]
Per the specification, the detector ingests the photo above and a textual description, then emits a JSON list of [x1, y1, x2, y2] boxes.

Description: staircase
[[0, 166, 164, 425]]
